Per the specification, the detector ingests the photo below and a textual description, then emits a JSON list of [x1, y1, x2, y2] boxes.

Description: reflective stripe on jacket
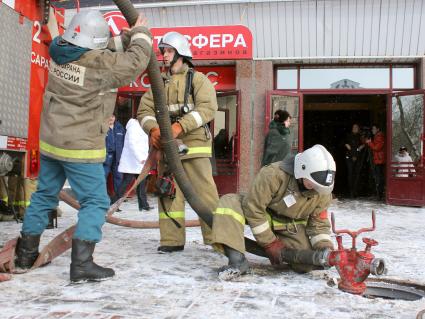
[[39, 27, 152, 163], [137, 64, 218, 159], [242, 163, 332, 247]]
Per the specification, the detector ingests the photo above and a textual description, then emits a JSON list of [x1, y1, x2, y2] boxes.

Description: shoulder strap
[[183, 68, 195, 112]]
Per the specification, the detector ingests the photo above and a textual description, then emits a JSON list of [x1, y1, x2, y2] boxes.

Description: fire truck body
[[0, 1, 62, 178]]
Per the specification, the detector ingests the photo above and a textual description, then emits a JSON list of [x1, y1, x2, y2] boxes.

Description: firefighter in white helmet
[[15, 11, 152, 283], [211, 144, 336, 280], [137, 31, 219, 253]]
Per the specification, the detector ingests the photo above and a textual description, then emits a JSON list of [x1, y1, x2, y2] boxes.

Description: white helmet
[[158, 31, 192, 59], [294, 145, 336, 195], [62, 10, 109, 50]]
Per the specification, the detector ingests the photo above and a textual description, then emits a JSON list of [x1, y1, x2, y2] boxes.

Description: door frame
[[216, 90, 241, 192]]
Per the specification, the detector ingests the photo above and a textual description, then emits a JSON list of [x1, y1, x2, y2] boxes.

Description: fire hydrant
[[326, 211, 386, 294], [280, 211, 387, 295]]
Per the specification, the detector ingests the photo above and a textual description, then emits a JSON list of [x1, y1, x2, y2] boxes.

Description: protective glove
[[264, 238, 285, 265], [313, 240, 334, 251], [171, 122, 183, 139], [149, 127, 161, 150]]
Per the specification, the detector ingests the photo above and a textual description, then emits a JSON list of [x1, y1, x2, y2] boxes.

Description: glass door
[[266, 91, 303, 152], [212, 91, 240, 195], [387, 90, 425, 206]]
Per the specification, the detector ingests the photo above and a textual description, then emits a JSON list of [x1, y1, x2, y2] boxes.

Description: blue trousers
[[22, 155, 110, 242]]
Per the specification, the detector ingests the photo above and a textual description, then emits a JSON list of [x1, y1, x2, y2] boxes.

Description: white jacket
[[394, 153, 415, 177], [118, 119, 149, 174]]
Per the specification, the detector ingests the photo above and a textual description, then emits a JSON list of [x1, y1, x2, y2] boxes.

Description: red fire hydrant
[[327, 211, 386, 294]]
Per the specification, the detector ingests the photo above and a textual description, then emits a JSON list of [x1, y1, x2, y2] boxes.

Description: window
[[276, 69, 297, 89], [392, 67, 414, 89], [300, 67, 390, 89]]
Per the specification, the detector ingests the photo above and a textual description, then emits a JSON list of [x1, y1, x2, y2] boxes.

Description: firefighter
[[0, 176, 14, 221], [7, 176, 37, 220], [137, 31, 219, 253], [212, 144, 336, 280], [14, 11, 152, 282]]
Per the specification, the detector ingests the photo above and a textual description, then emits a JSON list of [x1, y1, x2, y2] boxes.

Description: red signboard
[[103, 11, 252, 60], [119, 66, 236, 93]]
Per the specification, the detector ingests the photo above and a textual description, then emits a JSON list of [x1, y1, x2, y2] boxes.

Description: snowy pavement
[[1, 196, 425, 319]]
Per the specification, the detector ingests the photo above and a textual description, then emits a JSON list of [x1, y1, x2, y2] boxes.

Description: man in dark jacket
[[344, 123, 365, 197], [262, 110, 292, 166], [104, 114, 125, 197]]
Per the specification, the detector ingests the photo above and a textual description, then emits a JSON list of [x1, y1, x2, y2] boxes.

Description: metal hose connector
[[281, 248, 331, 267], [370, 258, 386, 276]]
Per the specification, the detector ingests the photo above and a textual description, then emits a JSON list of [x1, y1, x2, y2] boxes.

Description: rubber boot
[[70, 239, 115, 283], [218, 245, 250, 281], [15, 232, 41, 271]]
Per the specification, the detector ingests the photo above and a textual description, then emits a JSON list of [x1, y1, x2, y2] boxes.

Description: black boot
[[70, 239, 115, 283], [46, 210, 58, 229], [15, 233, 41, 270], [157, 245, 184, 253], [218, 245, 250, 280]]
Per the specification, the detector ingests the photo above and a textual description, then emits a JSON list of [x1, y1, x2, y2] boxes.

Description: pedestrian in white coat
[[394, 146, 416, 178], [116, 118, 152, 210]]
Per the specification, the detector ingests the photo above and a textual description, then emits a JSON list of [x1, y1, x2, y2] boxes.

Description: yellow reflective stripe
[[187, 147, 212, 156], [40, 140, 106, 160], [266, 212, 307, 227], [214, 207, 245, 225], [159, 211, 185, 219], [12, 201, 30, 207]]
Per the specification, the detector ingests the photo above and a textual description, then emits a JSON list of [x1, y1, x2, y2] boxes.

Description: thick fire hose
[[112, 0, 266, 258]]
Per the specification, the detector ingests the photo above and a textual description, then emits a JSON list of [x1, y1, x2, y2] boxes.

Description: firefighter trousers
[[158, 157, 219, 247], [8, 176, 37, 218], [22, 155, 110, 242], [212, 194, 315, 273]]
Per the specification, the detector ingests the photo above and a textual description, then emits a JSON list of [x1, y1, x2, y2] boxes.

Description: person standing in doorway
[[138, 31, 219, 253], [344, 123, 365, 198], [116, 118, 152, 211], [365, 124, 385, 200], [104, 114, 125, 201], [262, 110, 292, 167]]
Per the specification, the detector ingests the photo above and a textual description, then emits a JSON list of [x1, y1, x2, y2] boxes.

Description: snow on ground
[[1, 196, 425, 319]]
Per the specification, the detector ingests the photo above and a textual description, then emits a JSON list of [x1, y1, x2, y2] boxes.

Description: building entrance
[[303, 94, 387, 198]]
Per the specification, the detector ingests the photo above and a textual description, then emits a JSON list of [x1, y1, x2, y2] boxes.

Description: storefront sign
[[103, 11, 252, 60], [119, 66, 236, 93]]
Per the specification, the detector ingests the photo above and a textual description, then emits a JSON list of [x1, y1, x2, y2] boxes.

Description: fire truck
[[0, 0, 63, 218], [0, 1, 63, 179]]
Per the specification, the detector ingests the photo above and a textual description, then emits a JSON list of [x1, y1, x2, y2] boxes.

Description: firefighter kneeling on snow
[[14, 11, 152, 282], [212, 144, 336, 279]]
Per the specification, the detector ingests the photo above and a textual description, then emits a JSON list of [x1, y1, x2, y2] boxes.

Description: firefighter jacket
[[242, 157, 332, 249], [367, 131, 385, 164], [39, 26, 152, 163], [137, 64, 218, 159]]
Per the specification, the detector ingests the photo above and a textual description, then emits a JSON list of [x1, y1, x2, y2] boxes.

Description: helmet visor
[[310, 170, 336, 187]]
